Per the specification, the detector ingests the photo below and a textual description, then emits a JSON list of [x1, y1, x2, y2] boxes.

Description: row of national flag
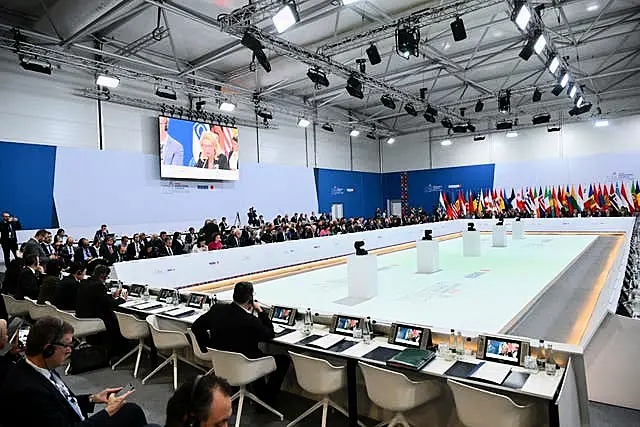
[[438, 182, 640, 219]]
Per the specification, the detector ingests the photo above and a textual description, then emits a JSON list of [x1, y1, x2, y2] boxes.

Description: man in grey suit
[[159, 116, 184, 166], [21, 229, 55, 266]]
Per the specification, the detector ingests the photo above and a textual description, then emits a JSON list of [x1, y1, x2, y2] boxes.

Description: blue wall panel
[[315, 168, 383, 218], [0, 141, 57, 228], [381, 172, 402, 202]]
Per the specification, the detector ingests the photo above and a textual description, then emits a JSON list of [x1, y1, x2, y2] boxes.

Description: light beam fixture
[[514, 2, 532, 30], [350, 129, 360, 137], [441, 139, 452, 146], [219, 101, 236, 112], [272, 1, 299, 33], [386, 137, 395, 144], [547, 55, 560, 74], [297, 117, 310, 128], [96, 74, 119, 88]]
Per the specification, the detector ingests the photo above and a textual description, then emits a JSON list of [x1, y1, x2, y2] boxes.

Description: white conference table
[[116, 296, 565, 427]]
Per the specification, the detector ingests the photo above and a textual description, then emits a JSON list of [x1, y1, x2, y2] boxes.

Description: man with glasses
[[0, 212, 21, 266], [0, 316, 148, 427]]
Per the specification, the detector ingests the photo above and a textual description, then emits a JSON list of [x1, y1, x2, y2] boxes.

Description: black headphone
[[185, 375, 204, 427], [43, 318, 64, 359]]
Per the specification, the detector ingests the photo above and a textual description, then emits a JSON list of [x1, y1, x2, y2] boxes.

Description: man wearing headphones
[[0, 316, 148, 427], [164, 374, 233, 427]]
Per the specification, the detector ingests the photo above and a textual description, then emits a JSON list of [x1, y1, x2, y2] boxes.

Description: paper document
[[134, 302, 163, 310], [120, 300, 141, 308], [309, 334, 344, 349], [469, 362, 511, 384], [273, 325, 285, 334], [165, 307, 194, 316]]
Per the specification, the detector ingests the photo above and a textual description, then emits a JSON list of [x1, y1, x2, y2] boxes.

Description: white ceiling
[[1, 0, 639, 135]]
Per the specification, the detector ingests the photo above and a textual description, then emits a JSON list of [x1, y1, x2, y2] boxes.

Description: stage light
[[216, 101, 234, 113], [307, 68, 330, 87], [568, 102, 592, 116], [474, 135, 486, 141], [587, 4, 599, 12], [498, 89, 511, 114], [569, 84, 577, 98], [297, 117, 310, 128], [506, 131, 519, 138], [441, 139, 452, 146], [547, 125, 561, 132], [241, 31, 271, 73], [350, 129, 360, 137], [423, 113, 436, 123], [551, 84, 563, 96], [467, 123, 476, 132], [475, 100, 484, 112], [547, 55, 560, 74], [453, 124, 468, 133], [420, 88, 427, 100], [272, 1, 299, 33], [534, 34, 546, 55], [346, 75, 364, 99], [380, 94, 396, 110], [256, 109, 273, 120], [514, 2, 532, 30], [386, 137, 395, 144], [396, 24, 420, 59], [96, 74, 119, 88], [195, 100, 206, 111], [366, 133, 377, 140], [19, 57, 52, 74], [532, 87, 542, 102], [496, 121, 513, 130], [441, 118, 453, 129], [155, 86, 177, 100], [425, 105, 438, 116], [450, 17, 467, 41], [321, 123, 334, 132], [519, 38, 535, 61], [341, 0, 360, 4], [576, 96, 584, 108], [559, 71, 569, 88], [404, 103, 418, 116], [594, 119, 609, 127], [532, 113, 551, 124], [366, 44, 381, 65]]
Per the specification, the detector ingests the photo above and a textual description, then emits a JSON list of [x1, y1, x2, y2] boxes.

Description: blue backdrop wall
[[314, 169, 383, 218], [0, 141, 57, 229]]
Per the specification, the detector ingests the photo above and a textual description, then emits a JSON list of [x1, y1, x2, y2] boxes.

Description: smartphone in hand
[[115, 383, 135, 397]]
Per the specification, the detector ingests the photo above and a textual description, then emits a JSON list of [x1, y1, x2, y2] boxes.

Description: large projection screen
[[159, 116, 239, 181]]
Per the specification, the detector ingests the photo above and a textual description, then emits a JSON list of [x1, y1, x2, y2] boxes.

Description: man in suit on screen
[[159, 116, 184, 166]]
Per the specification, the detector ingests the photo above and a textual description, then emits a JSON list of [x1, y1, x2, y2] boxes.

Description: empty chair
[[55, 308, 106, 339], [359, 362, 442, 427], [448, 380, 536, 427], [142, 315, 191, 390], [288, 351, 365, 427], [186, 328, 214, 375], [112, 312, 150, 378], [209, 348, 284, 427], [25, 298, 56, 320], [3, 294, 30, 317]]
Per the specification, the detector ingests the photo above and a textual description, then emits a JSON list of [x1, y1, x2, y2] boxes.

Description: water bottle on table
[[303, 308, 313, 335], [142, 285, 150, 302]]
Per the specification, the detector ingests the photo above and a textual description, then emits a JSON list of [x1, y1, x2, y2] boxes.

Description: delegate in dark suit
[[22, 237, 48, 265], [99, 244, 118, 265], [54, 275, 81, 311], [74, 246, 98, 264], [0, 217, 21, 266], [16, 267, 40, 300]]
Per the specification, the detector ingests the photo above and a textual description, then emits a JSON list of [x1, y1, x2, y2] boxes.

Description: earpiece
[[185, 375, 204, 427]]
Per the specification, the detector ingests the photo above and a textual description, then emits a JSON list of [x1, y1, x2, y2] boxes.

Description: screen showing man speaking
[[159, 116, 239, 181]]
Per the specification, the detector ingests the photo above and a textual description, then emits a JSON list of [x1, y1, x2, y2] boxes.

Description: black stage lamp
[[380, 94, 396, 109], [532, 113, 551, 125], [424, 112, 436, 123], [346, 75, 364, 99], [496, 121, 513, 130], [532, 87, 542, 102], [241, 31, 271, 73], [306, 68, 330, 87], [467, 123, 476, 132], [474, 99, 484, 112], [366, 44, 382, 65], [551, 84, 564, 96], [396, 24, 420, 59], [321, 123, 334, 132], [425, 105, 438, 116], [404, 103, 418, 116], [450, 17, 467, 41], [498, 89, 511, 113], [453, 124, 468, 133], [519, 37, 536, 61], [441, 118, 453, 129]]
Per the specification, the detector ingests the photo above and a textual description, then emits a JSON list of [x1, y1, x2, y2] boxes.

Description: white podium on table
[[512, 220, 525, 239], [347, 254, 378, 299], [462, 230, 481, 257], [492, 225, 507, 247], [416, 240, 440, 273]]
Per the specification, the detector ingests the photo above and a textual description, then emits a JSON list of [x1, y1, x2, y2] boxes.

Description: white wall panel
[[562, 116, 640, 158], [0, 60, 98, 148], [102, 103, 157, 153], [431, 135, 492, 168], [382, 131, 430, 172], [352, 140, 380, 172], [315, 130, 350, 170], [257, 125, 307, 166], [491, 126, 562, 163]]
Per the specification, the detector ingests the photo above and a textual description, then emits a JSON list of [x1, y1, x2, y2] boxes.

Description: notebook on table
[[134, 301, 163, 311], [308, 334, 344, 350], [386, 348, 436, 371], [165, 307, 195, 318], [362, 346, 402, 362]]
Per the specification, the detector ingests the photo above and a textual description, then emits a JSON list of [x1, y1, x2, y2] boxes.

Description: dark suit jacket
[[15, 267, 40, 300], [74, 246, 97, 264], [41, 242, 56, 257], [75, 278, 123, 337], [99, 245, 117, 264], [0, 358, 108, 427], [158, 246, 175, 257], [53, 276, 80, 311], [0, 220, 20, 245], [60, 244, 76, 265], [226, 236, 240, 248], [191, 302, 274, 358], [38, 275, 59, 304], [127, 241, 145, 260], [22, 238, 48, 265], [94, 230, 108, 241]]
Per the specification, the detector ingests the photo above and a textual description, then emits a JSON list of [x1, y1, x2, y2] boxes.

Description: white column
[[347, 254, 378, 299], [492, 225, 507, 247], [462, 230, 481, 257], [512, 220, 525, 239], [416, 239, 440, 273]]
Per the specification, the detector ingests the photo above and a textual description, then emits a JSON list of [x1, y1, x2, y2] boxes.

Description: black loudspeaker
[[450, 17, 467, 42], [366, 44, 381, 65]]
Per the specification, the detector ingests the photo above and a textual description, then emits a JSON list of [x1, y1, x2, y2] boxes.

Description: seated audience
[[119, 235, 129, 250], [54, 228, 66, 244], [192, 238, 209, 253], [1, 257, 25, 295], [37, 258, 63, 304], [191, 282, 289, 404], [53, 262, 85, 311], [0, 316, 148, 427], [164, 375, 233, 427], [159, 237, 175, 257], [94, 224, 109, 241], [75, 237, 98, 264], [22, 229, 53, 266], [207, 233, 223, 251], [184, 227, 197, 246], [114, 244, 129, 263], [226, 229, 242, 248], [127, 233, 144, 260], [40, 231, 56, 257], [59, 236, 76, 265], [75, 265, 127, 360], [16, 254, 42, 300], [92, 238, 103, 258], [99, 236, 118, 265], [172, 232, 185, 255], [142, 244, 156, 259]]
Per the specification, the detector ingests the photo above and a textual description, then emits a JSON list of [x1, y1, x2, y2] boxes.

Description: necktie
[[84, 248, 89, 259], [49, 372, 84, 420], [168, 248, 173, 256], [135, 243, 140, 255]]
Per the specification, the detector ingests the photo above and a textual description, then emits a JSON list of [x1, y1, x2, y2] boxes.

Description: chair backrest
[[145, 315, 189, 351], [289, 351, 346, 396], [56, 309, 106, 338], [208, 348, 276, 387], [25, 298, 53, 320], [186, 328, 210, 362], [448, 380, 536, 427], [3, 294, 29, 316], [359, 362, 441, 412], [115, 312, 149, 340]]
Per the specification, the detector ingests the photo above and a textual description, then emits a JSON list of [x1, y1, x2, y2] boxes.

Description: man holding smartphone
[[0, 317, 149, 427]]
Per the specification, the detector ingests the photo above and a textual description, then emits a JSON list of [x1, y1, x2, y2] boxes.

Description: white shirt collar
[[235, 302, 253, 315], [26, 358, 52, 379]]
